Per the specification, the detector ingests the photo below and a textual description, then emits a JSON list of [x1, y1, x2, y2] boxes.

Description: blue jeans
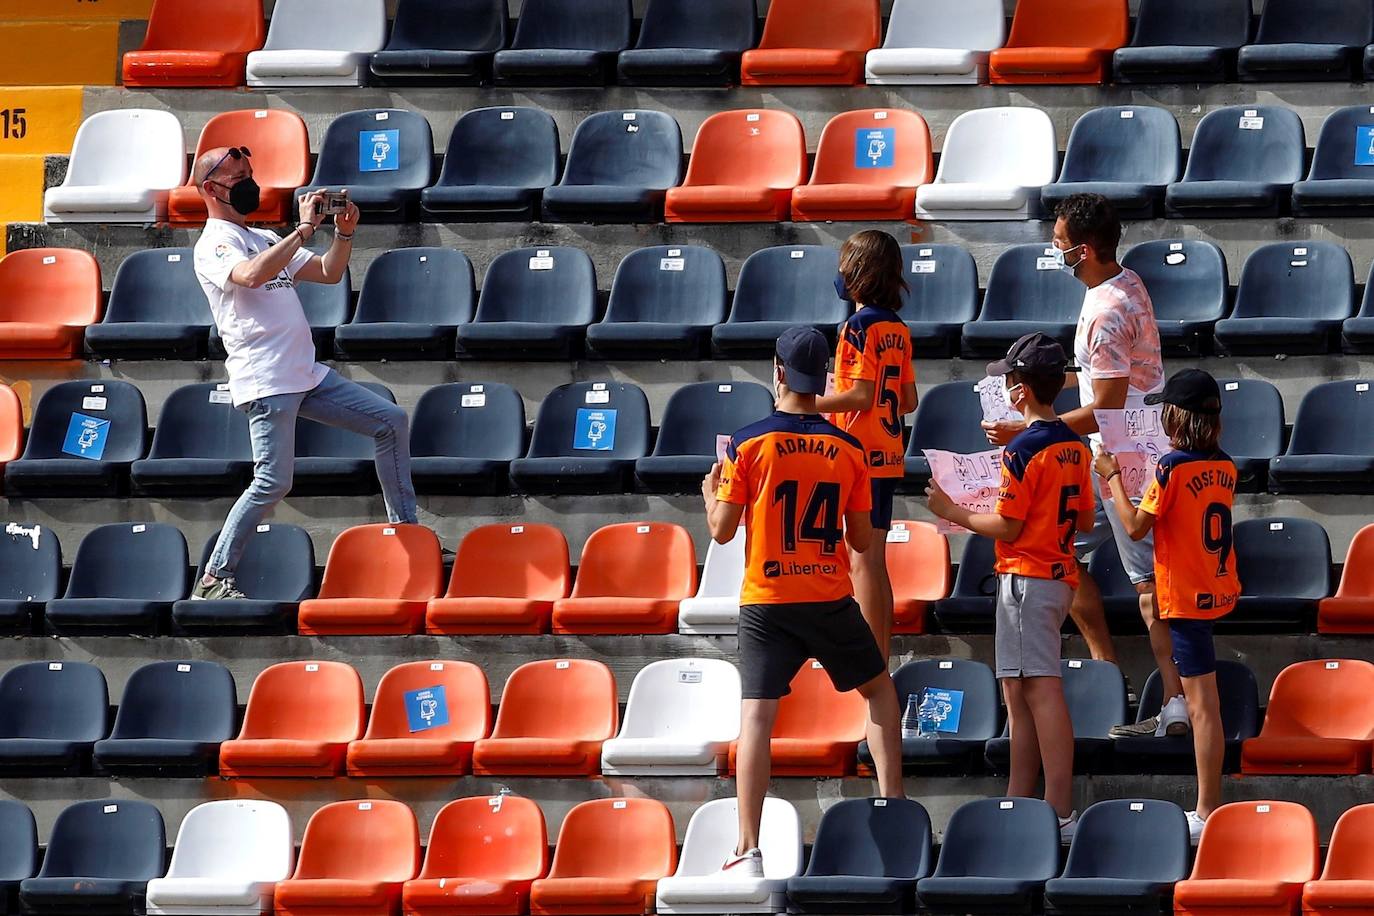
[[207, 370, 417, 576]]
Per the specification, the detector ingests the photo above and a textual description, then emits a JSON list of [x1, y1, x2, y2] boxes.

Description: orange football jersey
[[830, 306, 915, 479], [994, 419, 1094, 588]]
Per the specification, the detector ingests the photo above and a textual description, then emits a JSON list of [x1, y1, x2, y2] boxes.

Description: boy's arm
[[816, 379, 874, 414], [924, 481, 1026, 541], [1092, 451, 1154, 539], [899, 381, 918, 416], [844, 510, 874, 553], [702, 461, 745, 543]]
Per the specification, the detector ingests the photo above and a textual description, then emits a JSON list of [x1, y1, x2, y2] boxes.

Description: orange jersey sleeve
[[830, 307, 913, 479], [993, 419, 1091, 588], [1142, 451, 1242, 620]]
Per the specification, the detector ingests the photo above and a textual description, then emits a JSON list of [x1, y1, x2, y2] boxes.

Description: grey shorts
[[996, 574, 1073, 679], [1075, 475, 1156, 585]]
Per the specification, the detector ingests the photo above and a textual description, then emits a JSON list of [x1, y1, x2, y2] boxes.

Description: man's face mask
[[1051, 241, 1086, 275], [204, 146, 258, 216]]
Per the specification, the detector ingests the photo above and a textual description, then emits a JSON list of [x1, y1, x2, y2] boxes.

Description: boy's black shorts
[[738, 597, 887, 699]]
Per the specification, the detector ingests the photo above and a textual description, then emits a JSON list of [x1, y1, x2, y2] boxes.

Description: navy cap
[[775, 326, 829, 395], [1145, 368, 1222, 415], [986, 331, 1075, 378]]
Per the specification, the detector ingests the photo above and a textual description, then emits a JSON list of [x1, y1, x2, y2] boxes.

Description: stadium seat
[[541, 110, 683, 223], [1302, 803, 1374, 915], [173, 524, 313, 634], [1044, 799, 1189, 915], [210, 267, 349, 359], [1225, 518, 1331, 631], [677, 528, 745, 636], [0, 522, 60, 633], [0, 801, 35, 914], [860, 658, 998, 772], [169, 109, 310, 225], [634, 381, 774, 491], [1040, 106, 1182, 218], [616, 0, 757, 86], [5, 380, 146, 498], [865, 0, 1005, 85], [292, 382, 397, 493], [888, 521, 952, 633], [786, 797, 932, 915], [44, 109, 186, 223], [123, 0, 264, 86], [1237, 0, 1371, 81], [1343, 263, 1374, 352], [0, 661, 107, 775], [427, 523, 570, 634], [130, 383, 252, 496], [274, 800, 419, 916], [664, 110, 807, 223], [915, 798, 1060, 915], [1113, 0, 1250, 83], [245, 0, 384, 87], [219, 660, 364, 777], [551, 522, 697, 635], [92, 661, 236, 775], [1165, 106, 1306, 218], [346, 660, 491, 776], [1292, 106, 1374, 217], [1112, 662, 1260, 775], [145, 799, 293, 916], [1085, 539, 1151, 634], [586, 246, 728, 359], [369, 0, 508, 85], [296, 109, 434, 220], [491, 0, 632, 85], [986, 659, 1127, 774], [409, 382, 526, 495], [885, 246, 975, 359], [790, 108, 932, 222], [1241, 660, 1374, 775], [508, 382, 650, 493], [333, 247, 478, 362], [728, 660, 867, 777], [1120, 239, 1227, 355], [403, 795, 548, 916], [711, 245, 846, 355], [656, 797, 802, 915], [19, 800, 164, 916], [46, 522, 188, 635], [988, 0, 1128, 84], [962, 243, 1082, 356], [930, 536, 998, 632], [0, 388, 19, 484], [471, 659, 618, 777], [739, 0, 878, 85], [601, 658, 741, 776], [0, 248, 101, 359], [455, 246, 596, 360], [1270, 381, 1374, 494], [1214, 242, 1352, 356], [1320, 525, 1374, 634], [420, 108, 561, 221], [530, 798, 676, 916], [1217, 378, 1284, 492], [914, 107, 1057, 220], [1173, 801, 1317, 916], [297, 523, 444, 636], [85, 248, 210, 359]]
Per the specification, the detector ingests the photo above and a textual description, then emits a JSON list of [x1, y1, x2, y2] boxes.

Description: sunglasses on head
[[205, 146, 252, 182]]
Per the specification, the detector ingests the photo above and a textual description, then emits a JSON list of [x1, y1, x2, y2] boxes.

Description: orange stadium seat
[[471, 659, 618, 777], [1174, 801, 1318, 916], [888, 521, 952, 634], [664, 110, 807, 222], [530, 798, 677, 916], [403, 795, 549, 916], [219, 660, 364, 777], [0, 248, 102, 360], [728, 660, 867, 777], [1303, 803, 1374, 914], [346, 660, 491, 777], [740, 0, 880, 85], [790, 108, 932, 222], [551, 522, 697, 635], [1318, 524, 1374, 634], [988, 0, 1128, 84], [298, 524, 444, 636], [168, 108, 311, 225], [426, 523, 571, 635], [122, 0, 265, 87], [0, 385, 21, 474], [1241, 660, 1374, 776], [275, 799, 420, 916]]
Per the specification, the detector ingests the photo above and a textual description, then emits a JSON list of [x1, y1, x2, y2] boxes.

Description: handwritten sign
[[923, 447, 1002, 534], [1094, 397, 1171, 500], [975, 375, 1019, 425]]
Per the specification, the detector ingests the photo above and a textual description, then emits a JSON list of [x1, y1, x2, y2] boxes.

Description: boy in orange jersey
[[1094, 369, 1240, 844], [927, 332, 1094, 841], [703, 327, 904, 877]]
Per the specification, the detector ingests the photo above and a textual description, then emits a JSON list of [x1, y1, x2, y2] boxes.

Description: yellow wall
[[4, 0, 152, 20], [0, 23, 120, 86]]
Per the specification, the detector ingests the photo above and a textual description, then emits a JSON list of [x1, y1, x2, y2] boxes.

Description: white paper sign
[[716, 434, 731, 463], [975, 375, 1020, 425], [1094, 396, 1171, 500], [923, 447, 1003, 535]]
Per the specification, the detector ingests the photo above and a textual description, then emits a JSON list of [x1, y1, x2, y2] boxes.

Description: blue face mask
[[834, 271, 854, 302], [1051, 243, 1085, 275]]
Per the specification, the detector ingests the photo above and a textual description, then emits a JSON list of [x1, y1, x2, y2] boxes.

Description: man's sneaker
[[1186, 810, 1207, 845], [1159, 695, 1191, 737], [1109, 716, 1160, 739], [191, 574, 246, 601], [1058, 811, 1078, 844], [718, 848, 764, 879]]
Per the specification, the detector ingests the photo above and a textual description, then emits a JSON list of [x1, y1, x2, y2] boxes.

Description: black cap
[[986, 332, 1075, 378], [1144, 368, 1222, 415], [775, 326, 829, 395]]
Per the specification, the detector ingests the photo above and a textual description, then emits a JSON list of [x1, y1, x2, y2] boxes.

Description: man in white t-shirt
[[189, 145, 417, 600]]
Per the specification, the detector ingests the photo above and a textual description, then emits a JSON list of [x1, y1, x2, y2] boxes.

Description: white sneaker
[[1186, 810, 1207, 845], [719, 848, 764, 879], [1058, 811, 1078, 844], [1158, 695, 1190, 737]]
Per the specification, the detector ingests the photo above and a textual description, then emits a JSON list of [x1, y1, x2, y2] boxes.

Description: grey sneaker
[[1109, 716, 1160, 739], [191, 574, 246, 601]]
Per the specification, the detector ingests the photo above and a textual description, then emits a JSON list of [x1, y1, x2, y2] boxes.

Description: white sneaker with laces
[[719, 848, 764, 879], [1058, 811, 1078, 844], [1186, 810, 1207, 844], [1158, 695, 1190, 737]]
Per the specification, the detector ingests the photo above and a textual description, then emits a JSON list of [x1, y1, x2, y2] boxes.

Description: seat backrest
[[39, 800, 164, 880], [898, 244, 978, 326], [934, 108, 1057, 187], [618, 658, 741, 741], [362, 660, 490, 742], [1260, 659, 1374, 740], [0, 661, 106, 740], [692, 529, 745, 600], [1233, 241, 1353, 322], [1181, 106, 1306, 183], [570, 522, 698, 600], [193, 109, 310, 190], [195, 523, 314, 602], [0, 522, 61, 604], [473, 246, 596, 326], [1005, 0, 1128, 49], [907, 380, 990, 458], [1217, 378, 1284, 462], [525, 382, 650, 460], [436, 107, 560, 189], [559, 110, 682, 189], [887, 521, 951, 604], [446, 523, 570, 601], [1254, 0, 1374, 45], [635, 0, 757, 51], [681, 110, 807, 190], [1135, 661, 1260, 741], [882, 0, 1004, 51], [294, 382, 396, 459], [236, 660, 364, 742], [808, 109, 932, 189], [1128, 0, 1250, 49], [0, 801, 36, 882], [757, 0, 879, 51], [107, 660, 236, 741], [1335, 523, 1374, 599], [0, 248, 101, 326], [261, 0, 386, 51], [0, 386, 18, 466], [1120, 239, 1226, 324], [309, 109, 433, 189], [674, 797, 801, 879], [63, 109, 186, 189], [22, 380, 146, 463], [298, 267, 352, 328], [1190, 801, 1318, 882], [1058, 106, 1181, 185], [147, 383, 252, 461], [949, 535, 997, 599], [105, 248, 210, 325], [64, 522, 188, 600], [411, 382, 525, 462], [316, 523, 444, 601], [353, 247, 473, 325], [932, 798, 1059, 880], [729, 245, 846, 324], [651, 382, 773, 458], [385, 0, 507, 53], [1286, 380, 1374, 455], [546, 798, 676, 880], [1320, 804, 1374, 880], [891, 658, 999, 741], [804, 798, 931, 879], [142, 0, 264, 52], [1308, 106, 1374, 181], [979, 243, 1085, 323], [1234, 517, 1332, 600], [509, 0, 632, 50], [1086, 537, 1135, 600], [1061, 800, 1188, 882], [773, 660, 867, 742], [1062, 659, 1128, 739], [604, 246, 727, 327], [420, 795, 548, 880], [293, 800, 418, 881], [165, 800, 293, 882], [489, 659, 618, 741]]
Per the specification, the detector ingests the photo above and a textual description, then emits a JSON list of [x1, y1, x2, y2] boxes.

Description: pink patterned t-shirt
[[1074, 268, 1163, 443]]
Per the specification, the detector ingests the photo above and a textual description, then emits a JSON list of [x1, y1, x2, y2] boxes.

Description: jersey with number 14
[[1140, 450, 1241, 620], [994, 420, 1095, 588], [831, 306, 915, 479]]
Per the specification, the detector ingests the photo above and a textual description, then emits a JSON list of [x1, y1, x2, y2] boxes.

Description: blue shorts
[[1168, 618, 1217, 678], [870, 477, 898, 531]]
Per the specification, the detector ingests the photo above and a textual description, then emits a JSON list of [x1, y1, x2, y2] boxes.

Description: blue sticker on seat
[[404, 685, 449, 732], [1356, 125, 1374, 165], [924, 687, 964, 733], [62, 413, 109, 460], [573, 408, 617, 451], [856, 128, 895, 169], [360, 129, 399, 172]]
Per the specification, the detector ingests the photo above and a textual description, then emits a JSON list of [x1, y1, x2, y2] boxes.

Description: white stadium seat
[[146, 800, 294, 916], [43, 110, 185, 224], [914, 107, 1058, 220], [865, 0, 1006, 85], [601, 658, 742, 776], [677, 528, 745, 635], [245, 0, 386, 88], [656, 797, 802, 915]]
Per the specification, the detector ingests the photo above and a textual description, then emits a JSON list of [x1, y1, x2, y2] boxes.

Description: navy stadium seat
[[786, 798, 933, 915], [368, 0, 508, 85], [1112, 662, 1261, 775], [902, 381, 986, 486], [0, 801, 36, 913], [92, 661, 237, 775], [1237, 0, 1371, 81], [509, 381, 650, 493], [1213, 241, 1353, 356], [634, 381, 774, 492], [0, 522, 60, 633], [1084, 541, 1148, 634], [1040, 106, 1182, 219], [130, 383, 252, 497], [19, 799, 165, 916], [1112, 0, 1250, 83], [296, 109, 434, 221], [1343, 262, 1374, 352], [712, 245, 847, 356], [985, 659, 1127, 774], [961, 243, 1082, 357], [1165, 106, 1305, 218], [930, 536, 998, 633], [586, 245, 728, 358], [5, 380, 147, 498], [456, 246, 597, 359], [915, 797, 1060, 915], [1119, 240, 1227, 356], [1225, 517, 1332, 631], [859, 658, 999, 772], [409, 382, 526, 495], [541, 110, 683, 222], [421, 107, 561, 222], [1043, 799, 1189, 915], [173, 524, 315, 633], [210, 267, 350, 359], [1293, 106, 1374, 216], [1217, 378, 1284, 492], [0, 662, 107, 775], [46, 522, 189, 635], [617, 0, 758, 86], [900, 244, 978, 358], [333, 248, 475, 360], [291, 381, 397, 494], [84, 248, 209, 360], [492, 0, 632, 85], [1270, 381, 1374, 493]]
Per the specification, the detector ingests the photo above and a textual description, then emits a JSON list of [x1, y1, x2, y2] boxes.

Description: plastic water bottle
[[901, 694, 922, 739], [916, 692, 940, 738]]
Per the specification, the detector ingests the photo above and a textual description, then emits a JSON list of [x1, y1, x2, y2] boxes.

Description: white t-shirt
[[1074, 267, 1164, 445], [194, 219, 330, 406]]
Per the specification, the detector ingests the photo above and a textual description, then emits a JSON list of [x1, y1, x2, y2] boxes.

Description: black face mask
[[833, 271, 854, 302], [214, 177, 260, 216]]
